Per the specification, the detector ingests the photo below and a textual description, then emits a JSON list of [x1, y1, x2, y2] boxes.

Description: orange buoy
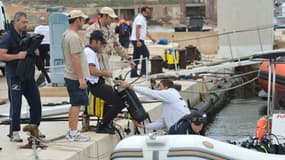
[[255, 116, 268, 142]]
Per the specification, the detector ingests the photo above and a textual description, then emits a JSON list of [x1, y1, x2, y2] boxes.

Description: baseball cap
[[90, 30, 107, 44], [68, 10, 88, 19], [100, 7, 118, 18]]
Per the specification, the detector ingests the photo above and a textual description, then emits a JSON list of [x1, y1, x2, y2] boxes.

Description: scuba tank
[[114, 85, 148, 122], [114, 75, 148, 122]]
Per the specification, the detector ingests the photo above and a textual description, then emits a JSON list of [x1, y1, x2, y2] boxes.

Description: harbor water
[[206, 97, 267, 142]]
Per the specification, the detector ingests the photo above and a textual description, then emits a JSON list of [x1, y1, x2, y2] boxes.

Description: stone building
[[2, 0, 217, 26]]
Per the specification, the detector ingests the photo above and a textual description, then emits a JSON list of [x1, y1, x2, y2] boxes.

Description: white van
[[0, 1, 8, 76]]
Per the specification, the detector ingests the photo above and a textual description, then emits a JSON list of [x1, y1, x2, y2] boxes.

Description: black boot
[[107, 122, 116, 132], [96, 122, 115, 134]]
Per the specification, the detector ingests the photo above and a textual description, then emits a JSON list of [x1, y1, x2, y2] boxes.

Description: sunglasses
[[191, 117, 203, 125]]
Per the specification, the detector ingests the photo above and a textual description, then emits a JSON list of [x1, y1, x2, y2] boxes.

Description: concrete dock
[[0, 45, 261, 160], [0, 54, 208, 160], [0, 78, 202, 160]]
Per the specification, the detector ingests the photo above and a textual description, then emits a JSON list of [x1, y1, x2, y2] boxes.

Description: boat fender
[[255, 116, 269, 142]]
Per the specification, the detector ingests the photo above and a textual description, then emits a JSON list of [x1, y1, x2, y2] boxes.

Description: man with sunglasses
[[168, 110, 207, 135]]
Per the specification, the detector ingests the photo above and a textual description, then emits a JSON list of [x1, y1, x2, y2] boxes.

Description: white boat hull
[[111, 135, 285, 160]]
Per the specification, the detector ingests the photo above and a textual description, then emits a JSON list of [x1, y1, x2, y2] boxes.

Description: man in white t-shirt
[[85, 30, 125, 134], [130, 6, 156, 77], [34, 16, 50, 70]]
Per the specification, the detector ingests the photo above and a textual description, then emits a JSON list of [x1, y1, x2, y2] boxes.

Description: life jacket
[[256, 116, 270, 142]]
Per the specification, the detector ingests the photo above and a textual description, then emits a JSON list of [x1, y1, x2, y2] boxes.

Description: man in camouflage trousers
[[86, 7, 133, 74]]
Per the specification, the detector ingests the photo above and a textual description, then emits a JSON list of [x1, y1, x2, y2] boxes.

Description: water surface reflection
[[206, 97, 266, 142]]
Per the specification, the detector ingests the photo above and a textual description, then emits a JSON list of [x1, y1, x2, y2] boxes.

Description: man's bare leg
[[69, 106, 80, 130]]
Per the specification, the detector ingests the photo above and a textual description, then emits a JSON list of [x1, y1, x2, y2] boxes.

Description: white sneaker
[[66, 130, 90, 142], [11, 131, 23, 142], [39, 131, 46, 139]]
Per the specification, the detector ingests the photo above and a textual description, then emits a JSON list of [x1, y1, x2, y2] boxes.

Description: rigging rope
[[181, 77, 258, 94]]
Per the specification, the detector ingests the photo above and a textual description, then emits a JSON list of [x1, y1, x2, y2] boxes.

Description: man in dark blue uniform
[[0, 12, 42, 142], [168, 110, 207, 135]]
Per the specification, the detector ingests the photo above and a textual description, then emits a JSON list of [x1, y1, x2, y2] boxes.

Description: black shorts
[[64, 78, 89, 106]]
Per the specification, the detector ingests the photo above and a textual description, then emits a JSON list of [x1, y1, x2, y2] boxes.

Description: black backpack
[[118, 23, 130, 37]]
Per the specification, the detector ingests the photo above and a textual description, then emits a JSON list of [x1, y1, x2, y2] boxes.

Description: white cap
[[68, 10, 88, 19], [100, 7, 117, 18]]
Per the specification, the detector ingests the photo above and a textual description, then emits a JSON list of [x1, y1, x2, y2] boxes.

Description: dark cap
[[90, 30, 107, 44]]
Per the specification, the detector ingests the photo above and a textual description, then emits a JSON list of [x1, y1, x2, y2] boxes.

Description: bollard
[[185, 45, 201, 64], [150, 56, 163, 74], [178, 49, 187, 69]]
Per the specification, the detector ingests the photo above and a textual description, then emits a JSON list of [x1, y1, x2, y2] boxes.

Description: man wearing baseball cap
[[86, 7, 133, 74], [68, 9, 88, 20], [84, 30, 126, 134], [100, 7, 118, 19], [62, 10, 90, 141]]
